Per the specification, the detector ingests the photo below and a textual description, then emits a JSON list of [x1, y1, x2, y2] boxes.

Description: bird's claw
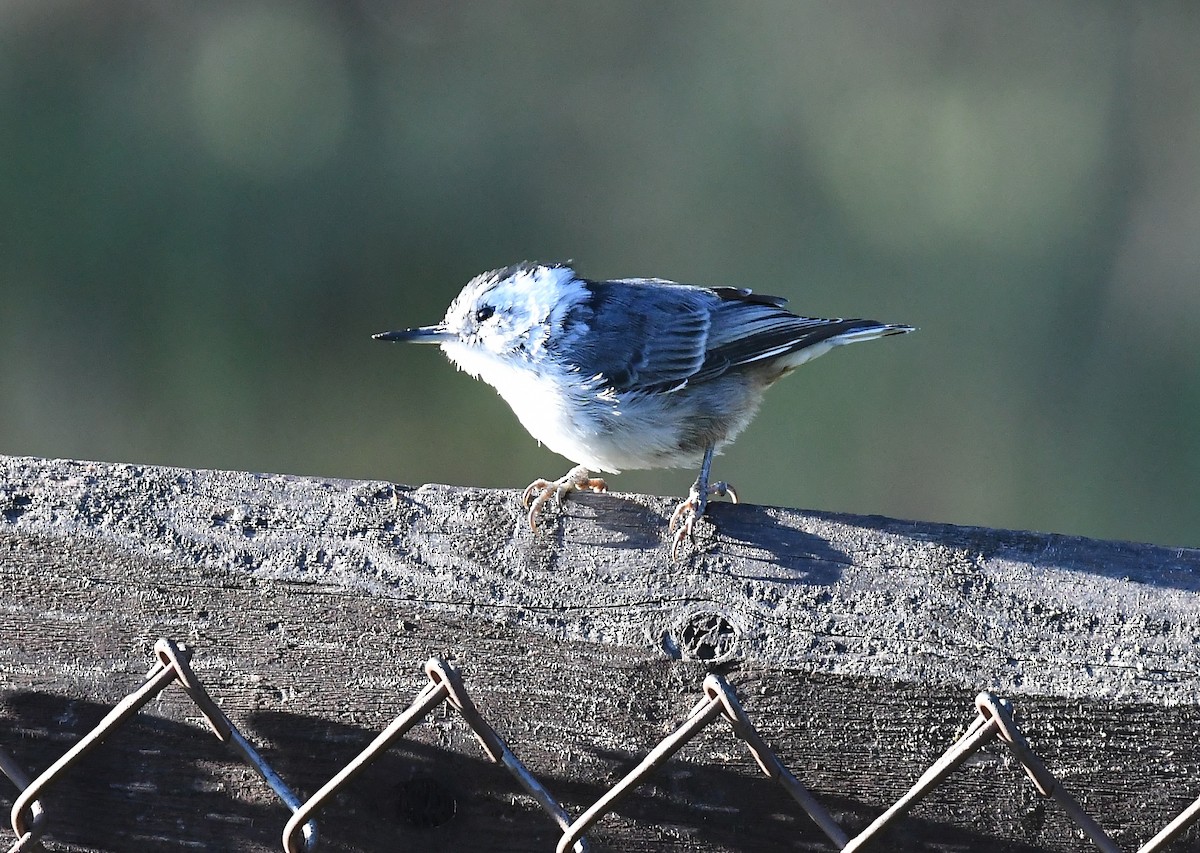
[[668, 481, 738, 559], [521, 465, 607, 531]]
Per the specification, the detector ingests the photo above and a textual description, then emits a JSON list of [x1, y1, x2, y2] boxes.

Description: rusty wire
[[5, 639, 316, 853], [1, 749, 44, 853], [555, 673, 849, 853], [976, 692, 1123, 853], [282, 657, 583, 853], [1139, 795, 1200, 853], [2, 638, 1199, 852]]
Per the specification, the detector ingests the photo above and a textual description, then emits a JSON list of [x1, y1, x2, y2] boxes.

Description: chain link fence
[[3, 638, 1198, 853]]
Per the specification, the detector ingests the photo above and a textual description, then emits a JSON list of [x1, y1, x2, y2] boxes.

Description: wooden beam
[[1, 455, 1198, 851]]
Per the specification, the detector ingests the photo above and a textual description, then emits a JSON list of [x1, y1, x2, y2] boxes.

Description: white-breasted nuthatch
[[375, 261, 913, 557]]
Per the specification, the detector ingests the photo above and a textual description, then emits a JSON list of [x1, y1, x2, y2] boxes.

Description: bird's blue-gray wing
[[690, 288, 897, 384], [558, 279, 712, 393], [561, 279, 890, 393]]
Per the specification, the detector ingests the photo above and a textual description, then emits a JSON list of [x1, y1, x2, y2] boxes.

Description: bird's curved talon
[[522, 480, 556, 531], [668, 497, 703, 560], [667, 498, 695, 535], [669, 525, 687, 561], [712, 482, 738, 504], [667, 479, 739, 558], [521, 478, 552, 508], [521, 465, 606, 531]]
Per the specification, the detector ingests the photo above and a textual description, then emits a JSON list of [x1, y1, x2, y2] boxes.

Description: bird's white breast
[[441, 337, 709, 472], [441, 340, 601, 464]]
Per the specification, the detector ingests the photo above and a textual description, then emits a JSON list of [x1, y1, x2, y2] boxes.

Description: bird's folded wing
[[570, 279, 883, 394]]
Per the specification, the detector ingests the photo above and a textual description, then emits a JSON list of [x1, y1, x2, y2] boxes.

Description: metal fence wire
[[2, 638, 1198, 853]]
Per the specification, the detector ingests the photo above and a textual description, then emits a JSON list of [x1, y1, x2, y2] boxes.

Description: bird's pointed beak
[[372, 325, 452, 344]]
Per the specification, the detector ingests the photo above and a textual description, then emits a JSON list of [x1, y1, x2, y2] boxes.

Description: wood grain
[[1, 455, 1198, 852]]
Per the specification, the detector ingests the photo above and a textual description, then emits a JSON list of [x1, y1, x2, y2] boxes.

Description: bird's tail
[[827, 321, 916, 345], [768, 319, 914, 372]]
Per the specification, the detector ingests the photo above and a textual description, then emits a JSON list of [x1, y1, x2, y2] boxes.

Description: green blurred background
[[1, 2, 1197, 547]]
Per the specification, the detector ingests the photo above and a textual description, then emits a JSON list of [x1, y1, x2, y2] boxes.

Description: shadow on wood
[[1, 455, 1199, 851]]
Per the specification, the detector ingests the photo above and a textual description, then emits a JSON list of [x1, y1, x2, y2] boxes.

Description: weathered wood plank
[[1, 455, 1198, 852]]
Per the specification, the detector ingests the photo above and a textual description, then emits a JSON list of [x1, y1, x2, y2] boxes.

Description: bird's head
[[374, 261, 585, 378]]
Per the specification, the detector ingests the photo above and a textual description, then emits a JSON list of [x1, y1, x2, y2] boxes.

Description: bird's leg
[[521, 464, 608, 531], [668, 445, 739, 558]]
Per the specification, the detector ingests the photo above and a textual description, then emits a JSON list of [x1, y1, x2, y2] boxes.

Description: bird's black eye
[[474, 305, 495, 323]]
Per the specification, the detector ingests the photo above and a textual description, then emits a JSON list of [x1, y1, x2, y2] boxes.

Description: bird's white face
[[439, 263, 582, 367]]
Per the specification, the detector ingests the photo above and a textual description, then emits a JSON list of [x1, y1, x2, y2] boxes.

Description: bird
[[374, 261, 913, 557]]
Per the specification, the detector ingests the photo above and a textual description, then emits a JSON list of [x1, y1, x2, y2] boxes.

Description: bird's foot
[[668, 480, 738, 559], [521, 464, 608, 531]]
